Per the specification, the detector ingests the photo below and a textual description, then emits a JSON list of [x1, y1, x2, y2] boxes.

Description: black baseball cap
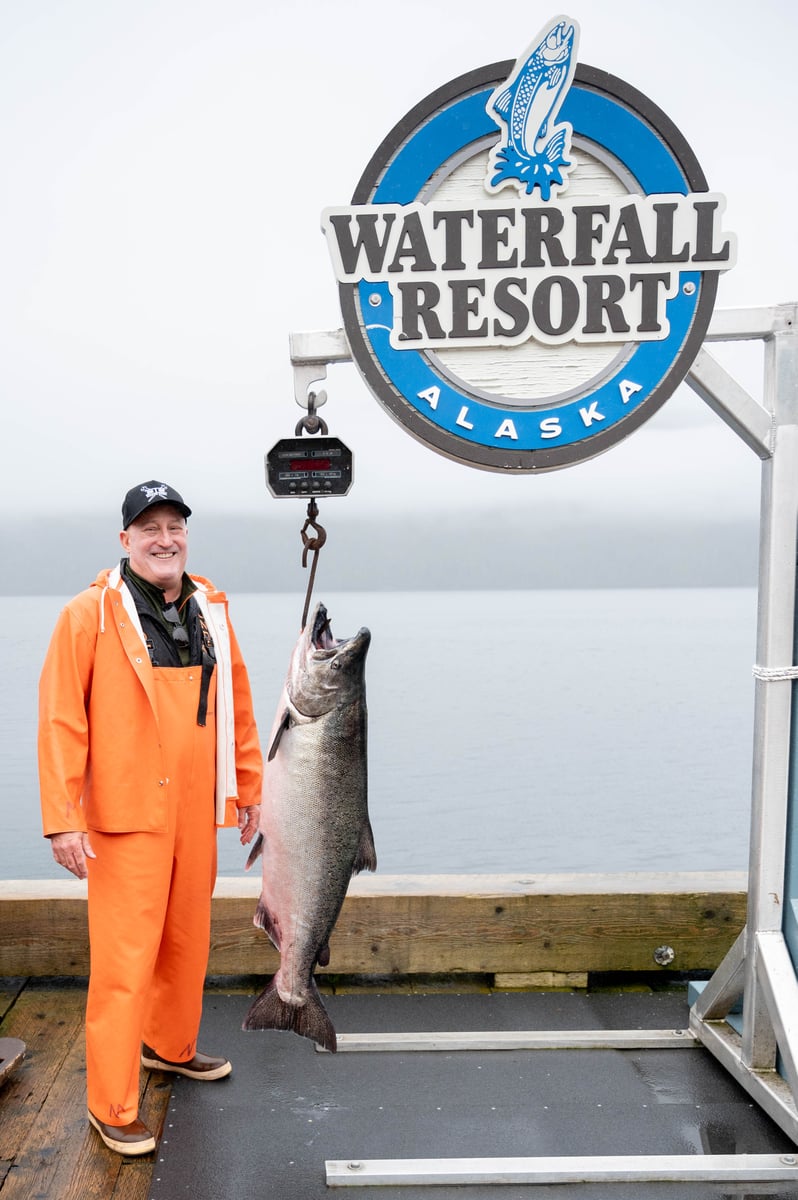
[[122, 480, 192, 529]]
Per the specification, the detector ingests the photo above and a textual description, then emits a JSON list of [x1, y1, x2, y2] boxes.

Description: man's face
[[120, 504, 188, 599]]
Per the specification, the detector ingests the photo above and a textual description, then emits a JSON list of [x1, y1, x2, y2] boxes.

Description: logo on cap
[[141, 484, 170, 504]]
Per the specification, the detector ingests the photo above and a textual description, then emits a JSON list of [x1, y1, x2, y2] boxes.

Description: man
[[38, 481, 263, 1156]]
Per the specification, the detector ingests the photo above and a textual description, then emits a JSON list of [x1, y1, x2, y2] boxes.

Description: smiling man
[[121, 486, 190, 601], [37, 480, 264, 1156]]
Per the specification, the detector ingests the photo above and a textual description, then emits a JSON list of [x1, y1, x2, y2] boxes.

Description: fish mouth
[[291, 602, 370, 711], [543, 21, 574, 61], [308, 602, 371, 659], [311, 604, 336, 651]]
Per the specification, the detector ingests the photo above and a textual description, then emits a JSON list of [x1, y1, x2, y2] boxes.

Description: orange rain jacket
[[38, 566, 263, 836]]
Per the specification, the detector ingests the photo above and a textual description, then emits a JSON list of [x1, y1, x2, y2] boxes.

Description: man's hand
[[49, 831, 96, 879], [238, 805, 261, 845]]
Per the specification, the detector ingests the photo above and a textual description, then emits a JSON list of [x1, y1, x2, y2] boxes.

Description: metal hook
[[295, 391, 329, 436], [300, 498, 327, 564], [300, 499, 327, 628]]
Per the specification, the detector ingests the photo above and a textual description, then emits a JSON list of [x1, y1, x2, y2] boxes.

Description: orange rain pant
[[85, 666, 218, 1126]]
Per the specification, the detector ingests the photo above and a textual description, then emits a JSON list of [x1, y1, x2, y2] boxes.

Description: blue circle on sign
[[339, 62, 719, 472]]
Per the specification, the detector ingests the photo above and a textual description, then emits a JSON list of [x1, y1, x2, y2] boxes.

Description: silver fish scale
[[269, 720, 365, 966], [272, 718, 368, 993]]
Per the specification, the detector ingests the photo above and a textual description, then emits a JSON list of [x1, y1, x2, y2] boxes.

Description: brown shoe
[[88, 1110, 156, 1155], [141, 1043, 232, 1080]]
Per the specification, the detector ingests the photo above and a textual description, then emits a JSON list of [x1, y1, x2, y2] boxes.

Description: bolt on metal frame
[[289, 304, 798, 1185]]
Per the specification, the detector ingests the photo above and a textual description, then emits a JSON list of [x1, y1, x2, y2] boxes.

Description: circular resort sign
[[322, 16, 735, 472]]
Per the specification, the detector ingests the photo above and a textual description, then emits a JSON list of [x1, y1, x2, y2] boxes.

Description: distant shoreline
[[0, 512, 759, 595]]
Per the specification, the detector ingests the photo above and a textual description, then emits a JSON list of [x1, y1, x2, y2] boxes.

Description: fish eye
[[330, 659, 341, 670]]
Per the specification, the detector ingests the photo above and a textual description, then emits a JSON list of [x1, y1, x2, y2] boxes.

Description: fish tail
[[241, 976, 337, 1052]]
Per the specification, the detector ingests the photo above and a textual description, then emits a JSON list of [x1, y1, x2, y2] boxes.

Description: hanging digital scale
[[265, 436, 354, 499]]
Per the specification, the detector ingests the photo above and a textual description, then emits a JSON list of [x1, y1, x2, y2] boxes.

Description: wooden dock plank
[[0, 985, 85, 1161], [209, 876, 747, 977], [0, 1029, 117, 1200], [0, 982, 24, 1025], [0, 984, 166, 1200], [0, 873, 748, 978], [0, 892, 90, 975]]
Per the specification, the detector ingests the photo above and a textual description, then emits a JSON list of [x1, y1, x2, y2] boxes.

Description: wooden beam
[[0, 873, 747, 979]]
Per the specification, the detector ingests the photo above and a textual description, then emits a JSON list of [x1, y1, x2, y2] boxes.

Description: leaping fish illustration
[[486, 17, 579, 200]]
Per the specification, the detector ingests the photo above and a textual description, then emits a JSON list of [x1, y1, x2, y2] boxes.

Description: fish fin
[[548, 63, 564, 89], [492, 86, 512, 115], [253, 896, 281, 949], [351, 818, 377, 874], [317, 943, 330, 968], [267, 709, 291, 761], [244, 832, 264, 871], [242, 976, 337, 1052], [544, 127, 568, 164]]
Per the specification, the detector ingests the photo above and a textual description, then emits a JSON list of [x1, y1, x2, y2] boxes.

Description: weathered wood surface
[[0, 981, 169, 1199], [0, 873, 747, 979]]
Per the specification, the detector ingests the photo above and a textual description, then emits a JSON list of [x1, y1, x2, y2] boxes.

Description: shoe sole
[[140, 1055, 232, 1080], [88, 1111, 156, 1155]]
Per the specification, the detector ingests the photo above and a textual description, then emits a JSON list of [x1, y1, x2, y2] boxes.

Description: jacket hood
[[93, 566, 117, 590], [91, 566, 219, 596]]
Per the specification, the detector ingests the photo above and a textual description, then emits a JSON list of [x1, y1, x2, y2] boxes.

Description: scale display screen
[[265, 437, 354, 497]]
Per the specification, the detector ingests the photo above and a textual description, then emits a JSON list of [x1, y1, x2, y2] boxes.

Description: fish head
[[541, 20, 575, 66], [288, 602, 371, 716]]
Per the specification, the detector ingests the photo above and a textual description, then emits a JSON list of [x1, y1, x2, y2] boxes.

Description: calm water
[[4, 588, 758, 881]]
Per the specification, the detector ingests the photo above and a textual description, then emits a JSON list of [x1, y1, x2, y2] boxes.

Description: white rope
[[752, 665, 798, 681]]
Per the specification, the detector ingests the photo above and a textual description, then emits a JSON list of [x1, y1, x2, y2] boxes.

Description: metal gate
[[290, 303, 798, 1188]]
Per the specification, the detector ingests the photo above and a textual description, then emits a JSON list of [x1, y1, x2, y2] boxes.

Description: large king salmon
[[242, 602, 375, 1051]]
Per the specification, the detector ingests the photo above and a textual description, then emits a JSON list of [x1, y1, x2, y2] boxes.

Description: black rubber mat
[[150, 989, 796, 1200]]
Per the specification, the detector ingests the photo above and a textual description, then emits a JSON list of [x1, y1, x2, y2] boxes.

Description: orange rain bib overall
[[85, 665, 217, 1126]]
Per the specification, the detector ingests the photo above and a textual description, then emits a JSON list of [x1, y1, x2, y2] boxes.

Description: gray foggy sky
[[1, 0, 794, 547]]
